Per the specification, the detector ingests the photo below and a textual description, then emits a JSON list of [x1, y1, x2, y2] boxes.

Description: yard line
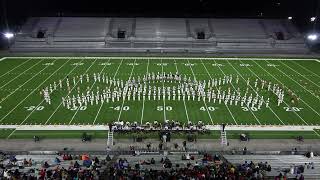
[[161, 59, 167, 122], [93, 60, 123, 124], [215, 60, 261, 125], [186, 59, 214, 125], [230, 60, 285, 125], [0, 59, 43, 89], [265, 60, 320, 117], [0, 58, 32, 79], [279, 61, 320, 89], [140, 59, 150, 124], [200, 59, 238, 125], [45, 59, 98, 125], [68, 59, 111, 125], [116, 59, 137, 122], [16, 59, 72, 125], [0, 57, 6, 61], [173, 59, 190, 123], [292, 61, 320, 79], [252, 60, 310, 125], [0, 59, 58, 122], [313, 130, 320, 137]]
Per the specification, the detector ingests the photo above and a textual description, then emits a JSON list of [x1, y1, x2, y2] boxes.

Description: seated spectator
[[74, 161, 80, 168], [54, 157, 61, 165], [151, 158, 155, 164], [106, 155, 111, 161]]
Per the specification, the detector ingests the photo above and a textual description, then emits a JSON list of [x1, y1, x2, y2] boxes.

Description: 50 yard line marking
[[116, 59, 137, 122], [161, 59, 167, 122], [200, 59, 237, 125], [45, 59, 98, 125], [93, 60, 123, 124], [187, 59, 213, 125], [140, 59, 150, 124], [173, 59, 190, 123], [68, 59, 111, 125]]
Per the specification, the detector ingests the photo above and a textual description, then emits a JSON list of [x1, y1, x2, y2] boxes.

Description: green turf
[[0, 57, 319, 138]]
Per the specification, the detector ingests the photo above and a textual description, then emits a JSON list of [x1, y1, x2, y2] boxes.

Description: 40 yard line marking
[[45, 59, 97, 125], [116, 59, 137, 122], [187, 59, 214, 125], [140, 59, 150, 124], [93, 60, 123, 124], [200, 59, 238, 125], [252, 60, 309, 125], [68, 59, 111, 125], [173, 59, 190, 123], [16, 59, 72, 125]]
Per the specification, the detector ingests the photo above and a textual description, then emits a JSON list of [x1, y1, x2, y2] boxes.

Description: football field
[[0, 57, 319, 135]]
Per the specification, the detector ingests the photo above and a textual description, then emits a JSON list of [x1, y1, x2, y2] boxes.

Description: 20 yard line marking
[[140, 59, 150, 124], [68, 59, 111, 125], [45, 59, 98, 125], [116, 59, 137, 123], [16, 59, 72, 125], [200, 59, 238, 125], [173, 59, 190, 123], [187, 59, 214, 125], [93, 60, 123, 124], [252, 60, 309, 125]]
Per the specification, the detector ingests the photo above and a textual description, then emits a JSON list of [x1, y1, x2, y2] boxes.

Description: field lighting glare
[[288, 16, 292, 20], [307, 34, 318, 41], [310, 17, 316, 22], [3, 32, 14, 39]]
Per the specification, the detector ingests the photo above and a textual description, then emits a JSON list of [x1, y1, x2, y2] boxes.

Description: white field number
[[70, 106, 87, 111], [240, 64, 252, 67], [212, 63, 224, 67], [242, 106, 258, 112], [100, 63, 112, 66], [43, 63, 54, 66], [127, 63, 139, 66], [24, 106, 44, 111], [156, 63, 168, 66], [157, 106, 172, 111], [284, 107, 303, 112], [112, 106, 130, 111], [71, 63, 84, 66], [200, 106, 215, 111], [185, 63, 195, 66], [267, 64, 279, 67]]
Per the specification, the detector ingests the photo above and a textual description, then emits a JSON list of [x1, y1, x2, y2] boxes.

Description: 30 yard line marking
[[16, 59, 72, 125], [0, 58, 32, 79], [140, 59, 150, 124], [93, 60, 123, 124], [0, 59, 44, 90], [292, 61, 320, 79], [187, 59, 214, 125], [252, 60, 310, 125], [45, 59, 97, 125], [200, 59, 238, 125], [265, 60, 320, 117], [173, 59, 190, 123], [116, 59, 137, 122], [231, 60, 284, 125], [0, 59, 58, 123], [161, 59, 167, 122], [68, 59, 111, 125]]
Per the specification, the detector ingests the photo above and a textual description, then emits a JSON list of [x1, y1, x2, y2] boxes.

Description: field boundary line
[[18, 59, 72, 125], [0, 57, 6, 61], [0, 59, 58, 122], [45, 59, 97, 125], [140, 59, 150, 124], [173, 59, 190, 123], [227, 60, 284, 125], [116, 59, 137, 122], [3, 56, 319, 61], [200, 59, 238, 125], [252, 60, 310, 125], [68, 59, 111, 125], [93, 60, 123, 124]]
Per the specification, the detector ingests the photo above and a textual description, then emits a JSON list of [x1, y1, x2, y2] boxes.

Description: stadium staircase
[[107, 130, 114, 149], [220, 129, 228, 146]]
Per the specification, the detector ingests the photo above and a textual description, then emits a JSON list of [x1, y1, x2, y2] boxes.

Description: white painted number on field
[[70, 106, 87, 111], [200, 106, 216, 111], [185, 63, 195, 66], [212, 63, 224, 67], [284, 107, 303, 112], [112, 106, 130, 111], [267, 64, 280, 67], [242, 106, 258, 112], [240, 64, 252, 67], [24, 106, 44, 111], [127, 63, 139, 66], [157, 106, 172, 111], [71, 63, 84, 66], [156, 63, 168, 66], [43, 63, 54, 66], [100, 63, 112, 66]]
